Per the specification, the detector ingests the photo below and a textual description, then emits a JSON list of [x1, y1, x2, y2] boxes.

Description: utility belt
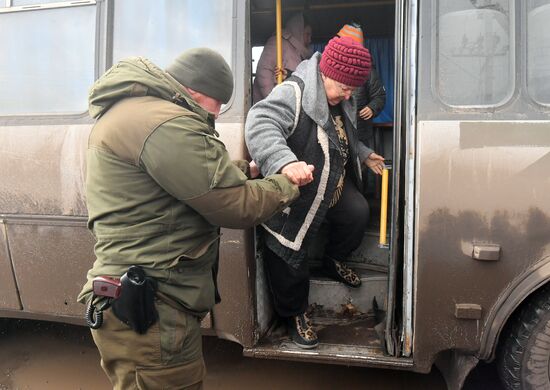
[[86, 265, 158, 334]]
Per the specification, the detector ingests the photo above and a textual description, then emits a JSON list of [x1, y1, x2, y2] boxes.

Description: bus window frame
[[0, 0, 95, 13], [108, 0, 237, 118], [0, 0, 99, 120], [524, 1, 550, 109], [431, 0, 517, 111], [0, 0, 239, 121]]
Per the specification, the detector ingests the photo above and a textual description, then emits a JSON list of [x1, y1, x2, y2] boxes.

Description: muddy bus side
[[410, 1, 550, 387], [0, 0, 256, 345], [1, 1, 550, 389]]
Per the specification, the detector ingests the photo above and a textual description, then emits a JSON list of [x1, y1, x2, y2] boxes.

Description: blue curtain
[[311, 42, 326, 54], [312, 36, 394, 123], [365, 37, 394, 123]]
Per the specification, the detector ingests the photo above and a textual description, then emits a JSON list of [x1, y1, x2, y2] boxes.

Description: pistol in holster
[[86, 265, 158, 334]]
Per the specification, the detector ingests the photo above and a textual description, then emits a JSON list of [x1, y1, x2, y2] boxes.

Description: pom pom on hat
[[336, 23, 364, 45]]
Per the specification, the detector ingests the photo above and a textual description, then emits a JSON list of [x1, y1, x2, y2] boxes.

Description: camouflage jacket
[[78, 57, 298, 316]]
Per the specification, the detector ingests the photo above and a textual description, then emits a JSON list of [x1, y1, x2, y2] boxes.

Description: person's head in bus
[[336, 22, 364, 46], [335, 22, 387, 128], [319, 36, 372, 105], [166, 48, 233, 119], [284, 12, 313, 57], [253, 12, 313, 102]]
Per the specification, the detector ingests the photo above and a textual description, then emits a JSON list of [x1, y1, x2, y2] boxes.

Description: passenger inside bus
[[336, 22, 387, 194], [252, 12, 313, 103], [246, 36, 386, 349]]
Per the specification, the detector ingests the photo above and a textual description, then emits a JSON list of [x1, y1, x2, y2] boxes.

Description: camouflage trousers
[[91, 299, 205, 389]]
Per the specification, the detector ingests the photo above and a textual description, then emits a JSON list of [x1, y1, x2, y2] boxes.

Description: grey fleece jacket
[[245, 52, 374, 178], [245, 53, 374, 264]]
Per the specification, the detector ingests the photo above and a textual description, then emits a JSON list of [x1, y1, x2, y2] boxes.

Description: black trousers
[[264, 175, 369, 318]]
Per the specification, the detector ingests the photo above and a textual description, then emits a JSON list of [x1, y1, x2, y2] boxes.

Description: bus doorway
[[247, 0, 409, 365]]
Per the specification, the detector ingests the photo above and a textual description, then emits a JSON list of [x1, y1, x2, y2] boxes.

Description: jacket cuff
[[358, 142, 374, 164], [262, 149, 298, 177], [232, 160, 251, 178]]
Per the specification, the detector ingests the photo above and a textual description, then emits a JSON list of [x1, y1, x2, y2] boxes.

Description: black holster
[[111, 265, 158, 334]]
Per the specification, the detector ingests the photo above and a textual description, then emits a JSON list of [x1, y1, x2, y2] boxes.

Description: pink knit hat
[[320, 36, 372, 87]]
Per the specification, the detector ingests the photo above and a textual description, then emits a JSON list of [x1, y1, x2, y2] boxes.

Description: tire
[[498, 285, 550, 390]]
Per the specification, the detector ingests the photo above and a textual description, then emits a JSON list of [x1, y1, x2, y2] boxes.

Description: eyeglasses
[[334, 81, 355, 94]]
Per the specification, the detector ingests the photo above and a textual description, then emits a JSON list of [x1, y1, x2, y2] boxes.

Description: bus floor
[[257, 312, 386, 362]]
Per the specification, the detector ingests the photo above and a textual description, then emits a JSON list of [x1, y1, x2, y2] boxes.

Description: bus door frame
[[386, 0, 417, 358]]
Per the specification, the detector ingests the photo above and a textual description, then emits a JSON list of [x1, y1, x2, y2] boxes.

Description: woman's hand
[[274, 66, 288, 82], [249, 160, 260, 179], [359, 106, 374, 120], [281, 161, 315, 186], [365, 152, 385, 175]]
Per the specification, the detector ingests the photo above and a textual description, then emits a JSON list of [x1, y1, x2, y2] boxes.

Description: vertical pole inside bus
[[275, 0, 283, 85]]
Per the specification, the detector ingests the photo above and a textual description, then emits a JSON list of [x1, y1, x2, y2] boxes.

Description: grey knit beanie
[[166, 48, 233, 104]]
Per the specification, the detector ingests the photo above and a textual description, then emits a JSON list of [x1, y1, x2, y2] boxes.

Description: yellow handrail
[[275, 0, 283, 84], [379, 166, 390, 246]]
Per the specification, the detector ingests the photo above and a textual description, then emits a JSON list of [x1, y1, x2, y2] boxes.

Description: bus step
[[243, 342, 412, 369], [309, 270, 388, 315]]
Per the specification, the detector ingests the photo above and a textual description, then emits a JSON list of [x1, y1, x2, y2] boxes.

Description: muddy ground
[[0, 320, 502, 389]]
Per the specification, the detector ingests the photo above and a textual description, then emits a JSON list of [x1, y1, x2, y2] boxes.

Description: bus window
[[0, 5, 96, 115], [252, 46, 264, 80], [113, 0, 234, 70], [437, 0, 514, 107], [527, 1, 550, 105]]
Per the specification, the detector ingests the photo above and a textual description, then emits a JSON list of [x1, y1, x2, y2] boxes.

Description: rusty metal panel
[[212, 228, 255, 347], [0, 222, 21, 310], [211, 121, 256, 347], [8, 220, 96, 318], [0, 124, 89, 216], [413, 120, 550, 370]]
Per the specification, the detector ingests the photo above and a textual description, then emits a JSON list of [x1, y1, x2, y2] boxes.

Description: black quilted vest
[[262, 76, 364, 268]]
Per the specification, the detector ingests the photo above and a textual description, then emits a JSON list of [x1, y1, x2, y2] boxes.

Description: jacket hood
[[282, 13, 313, 60], [88, 57, 208, 121]]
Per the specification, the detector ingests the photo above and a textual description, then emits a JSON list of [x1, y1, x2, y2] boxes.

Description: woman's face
[[322, 75, 356, 106], [303, 25, 312, 46]]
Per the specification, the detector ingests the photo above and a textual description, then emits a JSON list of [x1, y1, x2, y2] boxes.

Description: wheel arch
[[479, 255, 550, 361]]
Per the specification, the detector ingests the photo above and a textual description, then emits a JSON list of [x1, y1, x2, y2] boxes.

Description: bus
[[0, 1, 549, 389]]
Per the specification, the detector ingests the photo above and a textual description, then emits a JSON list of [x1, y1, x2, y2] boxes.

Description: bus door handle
[[472, 243, 501, 261], [379, 163, 392, 248]]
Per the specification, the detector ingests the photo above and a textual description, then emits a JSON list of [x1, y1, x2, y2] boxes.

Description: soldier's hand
[[281, 161, 315, 186], [365, 152, 385, 175], [359, 106, 374, 120]]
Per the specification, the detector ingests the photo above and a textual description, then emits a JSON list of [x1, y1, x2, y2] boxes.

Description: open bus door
[[245, 0, 415, 369]]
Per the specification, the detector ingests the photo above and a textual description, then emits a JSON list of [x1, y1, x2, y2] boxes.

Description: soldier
[[78, 48, 300, 389]]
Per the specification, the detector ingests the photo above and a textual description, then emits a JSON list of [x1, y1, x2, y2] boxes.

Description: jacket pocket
[[164, 242, 219, 314], [156, 300, 202, 365], [135, 357, 205, 390], [166, 235, 220, 268]]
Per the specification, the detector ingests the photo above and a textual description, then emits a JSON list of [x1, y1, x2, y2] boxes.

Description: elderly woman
[[246, 36, 385, 349], [253, 13, 313, 103]]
